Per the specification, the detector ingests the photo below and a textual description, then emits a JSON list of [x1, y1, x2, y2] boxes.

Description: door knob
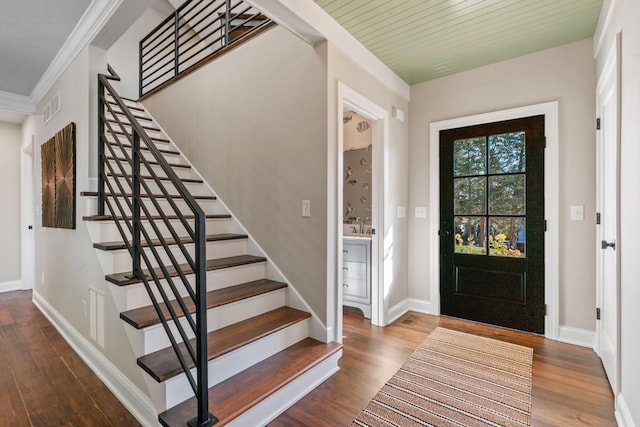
[[601, 240, 616, 250]]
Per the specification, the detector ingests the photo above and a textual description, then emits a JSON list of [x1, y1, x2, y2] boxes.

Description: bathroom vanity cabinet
[[343, 237, 371, 318]]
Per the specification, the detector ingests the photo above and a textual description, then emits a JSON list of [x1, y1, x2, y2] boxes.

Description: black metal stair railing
[[140, 0, 272, 97], [98, 65, 216, 427]]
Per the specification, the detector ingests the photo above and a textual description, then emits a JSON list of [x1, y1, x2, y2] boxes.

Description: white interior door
[[596, 34, 621, 395]]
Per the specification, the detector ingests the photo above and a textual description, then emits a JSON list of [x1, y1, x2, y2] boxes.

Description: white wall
[[105, 7, 168, 99], [327, 43, 410, 320], [595, 0, 640, 425], [0, 122, 22, 287], [25, 44, 149, 399], [409, 38, 597, 331], [143, 26, 330, 323]]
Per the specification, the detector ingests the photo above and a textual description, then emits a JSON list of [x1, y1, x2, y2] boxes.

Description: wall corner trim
[[0, 280, 22, 294], [557, 325, 596, 348], [32, 290, 157, 427], [615, 393, 636, 427], [387, 298, 433, 325]]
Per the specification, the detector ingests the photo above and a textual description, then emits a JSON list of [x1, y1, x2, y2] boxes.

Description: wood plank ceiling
[[315, 0, 603, 84]]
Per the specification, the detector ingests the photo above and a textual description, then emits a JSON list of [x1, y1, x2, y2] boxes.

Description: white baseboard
[[32, 290, 159, 427], [388, 298, 432, 324], [0, 280, 22, 293], [616, 393, 637, 427], [557, 325, 595, 348]]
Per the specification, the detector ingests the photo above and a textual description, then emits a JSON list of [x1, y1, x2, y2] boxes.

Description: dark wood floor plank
[[0, 290, 140, 427], [270, 308, 616, 427]]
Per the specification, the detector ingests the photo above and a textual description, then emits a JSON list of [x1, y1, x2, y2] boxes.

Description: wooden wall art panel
[[41, 122, 76, 229]]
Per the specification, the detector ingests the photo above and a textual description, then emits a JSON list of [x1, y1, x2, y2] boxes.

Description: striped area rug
[[352, 327, 533, 427]]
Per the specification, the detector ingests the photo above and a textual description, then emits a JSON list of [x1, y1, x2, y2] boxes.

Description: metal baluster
[[97, 80, 105, 216]]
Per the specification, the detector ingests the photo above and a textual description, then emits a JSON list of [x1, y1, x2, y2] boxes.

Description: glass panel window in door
[[489, 217, 525, 257], [454, 177, 486, 215], [489, 132, 526, 174], [454, 216, 487, 255], [489, 175, 525, 215], [454, 137, 486, 176]]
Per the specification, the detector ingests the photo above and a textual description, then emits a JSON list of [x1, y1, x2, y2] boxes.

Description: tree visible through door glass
[[452, 132, 526, 257]]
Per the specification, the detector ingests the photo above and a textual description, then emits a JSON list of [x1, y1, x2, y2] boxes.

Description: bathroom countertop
[[344, 234, 372, 240]]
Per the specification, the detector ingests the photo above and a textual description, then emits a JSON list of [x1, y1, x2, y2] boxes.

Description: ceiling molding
[[247, 0, 410, 100], [29, 0, 124, 106], [0, 90, 35, 114]]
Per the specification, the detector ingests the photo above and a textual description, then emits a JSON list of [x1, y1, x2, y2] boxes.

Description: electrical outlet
[[415, 206, 427, 218], [397, 206, 406, 218]]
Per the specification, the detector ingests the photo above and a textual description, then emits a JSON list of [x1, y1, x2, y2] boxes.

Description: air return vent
[[43, 92, 60, 124]]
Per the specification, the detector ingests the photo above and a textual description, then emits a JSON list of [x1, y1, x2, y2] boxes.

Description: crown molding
[[0, 90, 35, 114], [29, 0, 123, 106]]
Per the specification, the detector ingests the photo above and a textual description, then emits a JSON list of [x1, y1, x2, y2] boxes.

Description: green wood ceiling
[[315, 0, 603, 84]]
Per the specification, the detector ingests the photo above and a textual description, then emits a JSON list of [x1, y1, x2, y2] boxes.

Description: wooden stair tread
[[82, 213, 231, 221], [106, 172, 203, 184], [138, 307, 310, 382], [105, 254, 267, 286], [107, 118, 161, 133], [158, 338, 342, 426], [80, 191, 215, 200], [121, 279, 286, 329], [106, 156, 191, 169], [94, 233, 247, 251]]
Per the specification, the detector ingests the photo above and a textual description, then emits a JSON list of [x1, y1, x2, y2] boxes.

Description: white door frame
[[21, 136, 35, 290], [333, 82, 389, 341], [428, 101, 560, 339], [595, 33, 621, 396]]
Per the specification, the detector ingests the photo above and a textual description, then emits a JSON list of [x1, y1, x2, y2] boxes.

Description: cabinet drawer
[[343, 244, 367, 262], [343, 277, 367, 299], [343, 261, 367, 280]]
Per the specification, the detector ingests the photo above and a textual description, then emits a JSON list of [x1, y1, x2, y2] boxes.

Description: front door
[[439, 116, 545, 334]]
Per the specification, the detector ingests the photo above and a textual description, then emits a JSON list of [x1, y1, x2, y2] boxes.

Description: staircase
[[83, 70, 341, 426]]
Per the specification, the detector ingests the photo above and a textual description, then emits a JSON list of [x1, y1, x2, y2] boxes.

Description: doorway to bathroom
[[335, 82, 388, 339]]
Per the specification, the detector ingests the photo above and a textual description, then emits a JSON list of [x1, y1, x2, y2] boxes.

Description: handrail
[[139, 0, 272, 97], [98, 65, 216, 426]]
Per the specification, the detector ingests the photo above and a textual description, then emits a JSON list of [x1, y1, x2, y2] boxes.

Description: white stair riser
[[103, 197, 219, 217], [105, 144, 183, 164], [107, 125, 167, 140], [107, 160, 195, 180], [104, 176, 209, 198], [96, 239, 247, 274], [109, 262, 267, 311], [86, 218, 234, 243], [126, 289, 287, 355], [147, 319, 309, 411]]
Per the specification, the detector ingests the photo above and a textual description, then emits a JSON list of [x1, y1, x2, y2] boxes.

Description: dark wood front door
[[439, 115, 545, 334]]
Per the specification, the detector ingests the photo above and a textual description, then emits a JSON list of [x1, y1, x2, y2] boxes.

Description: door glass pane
[[489, 217, 525, 257], [454, 216, 487, 255], [489, 175, 525, 215], [489, 132, 525, 174], [454, 177, 486, 215], [454, 137, 486, 176]]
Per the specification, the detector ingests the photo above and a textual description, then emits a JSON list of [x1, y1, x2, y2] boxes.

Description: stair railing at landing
[[139, 0, 272, 97], [98, 66, 216, 427]]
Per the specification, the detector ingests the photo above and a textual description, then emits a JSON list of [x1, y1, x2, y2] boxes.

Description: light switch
[[302, 200, 311, 217], [570, 205, 584, 221], [397, 206, 406, 218], [415, 206, 426, 219]]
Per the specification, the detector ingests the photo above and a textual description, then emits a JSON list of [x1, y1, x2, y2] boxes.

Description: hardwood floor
[[0, 290, 140, 427], [0, 290, 615, 426], [270, 307, 616, 426]]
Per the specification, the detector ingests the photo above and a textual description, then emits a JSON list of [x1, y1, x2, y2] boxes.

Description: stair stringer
[[137, 103, 329, 342]]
